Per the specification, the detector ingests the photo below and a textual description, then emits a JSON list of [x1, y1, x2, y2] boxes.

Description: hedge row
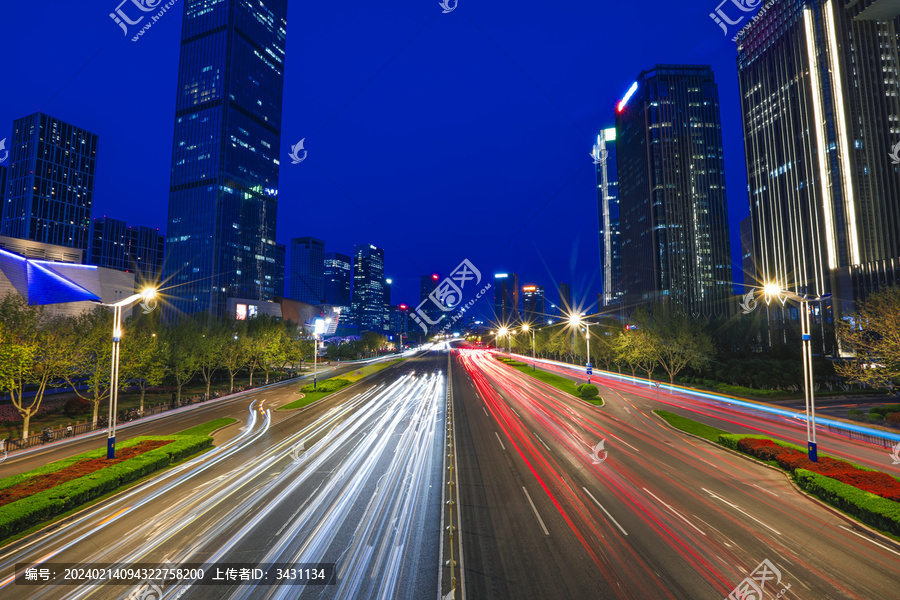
[[720, 433, 900, 536], [300, 378, 350, 394], [0, 435, 211, 540], [795, 469, 900, 537]]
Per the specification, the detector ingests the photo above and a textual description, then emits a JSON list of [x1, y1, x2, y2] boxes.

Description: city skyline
[[0, 1, 755, 310]]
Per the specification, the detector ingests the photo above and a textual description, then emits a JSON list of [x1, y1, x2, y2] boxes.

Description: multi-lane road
[[3, 346, 900, 599]]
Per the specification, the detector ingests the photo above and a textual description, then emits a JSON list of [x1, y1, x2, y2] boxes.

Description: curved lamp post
[[104, 287, 158, 459], [764, 283, 832, 462]]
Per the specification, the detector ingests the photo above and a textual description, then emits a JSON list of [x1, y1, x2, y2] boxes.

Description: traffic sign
[[586, 363, 593, 375]]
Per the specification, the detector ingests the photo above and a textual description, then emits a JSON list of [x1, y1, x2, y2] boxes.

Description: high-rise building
[[0, 113, 98, 250], [0, 164, 7, 206], [324, 251, 352, 310], [419, 273, 441, 329], [351, 244, 386, 333], [522, 285, 545, 323], [289, 237, 325, 304], [161, 0, 288, 318], [593, 127, 622, 307], [88, 217, 165, 285], [493, 273, 519, 324], [615, 65, 733, 318], [737, 0, 900, 336], [558, 282, 572, 316], [740, 216, 754, 295]]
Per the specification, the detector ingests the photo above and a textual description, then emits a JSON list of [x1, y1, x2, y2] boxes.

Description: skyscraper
[[289, 237, 325, 304], [493, 273, 519, 324], [0, 164, 7, 206], [593, 127, 622, 307], [351, 244, 386, 333], [738, 0, 900, 330], [89, 217, 165, 285], [558, 282, 572, 315], [615, 65, 733, 318], [161, 0, 288, 318], [740, 216, 754, 295], [0, 113, 98, 250], [522, 285, 545, 323], [419, 273, 440, 329], [324, 251, 352, 309]]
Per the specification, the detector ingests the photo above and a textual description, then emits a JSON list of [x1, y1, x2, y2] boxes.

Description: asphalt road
[[0, 351, 446, 600], [451, 349, 900, 600]]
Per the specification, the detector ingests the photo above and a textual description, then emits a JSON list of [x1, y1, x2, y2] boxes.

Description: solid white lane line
[[582, 487, 628, 536], [839, 526, 900, 558], [494, 432, 505, 451], [702, 488, 781, 535], [642, 488, 706, 536], [608, 433, 640, 453], [522, 487, 550, 536]]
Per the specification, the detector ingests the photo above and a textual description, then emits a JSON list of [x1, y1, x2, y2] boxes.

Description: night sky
[[0, 0, 753, 320]]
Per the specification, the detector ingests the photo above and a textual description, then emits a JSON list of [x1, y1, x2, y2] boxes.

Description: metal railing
[[825, 423, 896, 448]]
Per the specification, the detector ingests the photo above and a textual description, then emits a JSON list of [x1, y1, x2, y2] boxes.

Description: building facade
[[0, 164, 6, 206], [522, 285, 545, 323], [558, 282, 572, 316], [324, 251, 352, 309], [289, 237, 325, 304], [88, 217, 165, 285], [161, 0, 288, 318], [615, 65, 734, 318], [351, 244, 386, 333], [737, 0, 900, 344], [593, 127, 622, 307], [0, 113, 98, 250], [493, 273, 519, 324]]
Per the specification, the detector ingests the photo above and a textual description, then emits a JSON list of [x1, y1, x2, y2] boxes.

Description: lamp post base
[[107, 437, 116, 460], [808, 441, 817, 463]]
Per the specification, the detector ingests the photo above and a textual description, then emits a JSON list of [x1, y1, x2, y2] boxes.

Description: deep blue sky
[[0, 0, 752, 320]]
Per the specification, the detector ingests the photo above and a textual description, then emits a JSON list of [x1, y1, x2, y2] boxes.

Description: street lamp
[[104, 287, 158, 459], [764, 283, 832, 462], [497, 327, 509, 355], [568, 313, 592, 383], [521, 323, 536, 370], [313, 318, 329, 390]]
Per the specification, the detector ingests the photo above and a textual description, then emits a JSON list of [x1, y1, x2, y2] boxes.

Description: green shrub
[[846, 409, 864, 418], [0, 435, 211, 540], [795, 469, 900, 537], [869, 404, 900, 417], [576, 384, 599, 399], [300, 378, 350, 394], [867, 413, 886, 422]]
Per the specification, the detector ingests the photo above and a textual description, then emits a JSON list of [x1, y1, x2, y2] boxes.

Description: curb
[[652, 411, 900, 551]]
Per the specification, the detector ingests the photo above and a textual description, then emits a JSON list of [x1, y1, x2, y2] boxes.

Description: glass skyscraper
[[162, 0, 288, 318], [493, 273, 519, 324], [737, 0, 900, 336], [522, 285, 545, 323], [351, 244, 387, 333], [0, 113, 98, 251], [593, 127, 622, 308], [615, 65, 733, 318], [324, 251, 352, 308], [289, 237, 325, 304]]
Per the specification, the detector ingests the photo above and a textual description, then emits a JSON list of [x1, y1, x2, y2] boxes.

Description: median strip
[[495, 356, 604, 406]]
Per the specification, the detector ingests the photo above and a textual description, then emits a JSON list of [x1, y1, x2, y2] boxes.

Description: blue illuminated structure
[[0, 247, 101, 305]]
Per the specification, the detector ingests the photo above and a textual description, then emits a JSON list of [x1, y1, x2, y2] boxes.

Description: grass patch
[[280, 391, 335, 411], [654, 409, 727, 443], [175, 417, 238, 438], [280, 359, 405, 411], [496, 356, 603, 406]]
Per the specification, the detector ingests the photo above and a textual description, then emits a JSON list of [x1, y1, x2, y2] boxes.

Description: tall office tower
[[289, 237, 325, 303], [522, 285, 545, 322], [89, 217, 165, 284], [740, 216, 755, 295], [593, 127, 622, 307], [161, 0, 288, 318], [419, 273, 440, 328], [493, 273, 519, 324], [383, 278, 393, 332], [351, 244, 386, 332], [558, 282, 572, 315], [615, 65, 734, 318], [738, 0, 900, 329], [0, 165, 7, 205], [324, 251, 353, 311], [0, 113, 98, 250]]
